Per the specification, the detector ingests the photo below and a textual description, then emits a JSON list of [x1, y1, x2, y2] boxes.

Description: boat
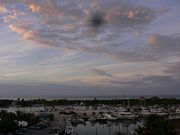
[[97, 115, 107, 122], [155, 112, 169, 116], [64, 126, 75, 135], [79, 118, 85, 123], [175, 108, 180, 114], [126, 114, 139, 120], [104, 114, 117, 121], [118, 111, 139, 120], [150, 108, 169, 116], [64, 120, 76, 135], [89, 117, 97, 122], [140, 109, 153, 117]]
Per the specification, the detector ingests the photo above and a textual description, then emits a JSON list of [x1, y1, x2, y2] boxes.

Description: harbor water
[[75, 121, 141, 135]]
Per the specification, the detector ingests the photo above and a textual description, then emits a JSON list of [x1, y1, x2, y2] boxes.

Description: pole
[[127, 125, 128, 135], [109, 126, 111, 135], [96, 126, 97, 135]]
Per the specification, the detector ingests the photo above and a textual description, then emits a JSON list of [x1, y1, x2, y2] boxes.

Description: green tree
[[0, 111, 18, 134], [135, 115, 176, 135], [0, 118, 17, 134]]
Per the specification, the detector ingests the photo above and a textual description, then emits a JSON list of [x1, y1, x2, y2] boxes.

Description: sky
[[0, 0, 180, 97]]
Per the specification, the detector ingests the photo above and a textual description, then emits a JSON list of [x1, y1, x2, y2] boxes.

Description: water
[[75, 121, 142, 135]]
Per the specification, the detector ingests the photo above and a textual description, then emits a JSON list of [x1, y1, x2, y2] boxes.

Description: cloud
[[108, 74, 180, 88], [82, 76, 110, 85], [144, 34, 180, 61], [91, 68, 113, 77], [1, 0, 180, 96], [8, 24, 58, 47], [147, 35, 180, 53], [164, 61, 180, 75], [104, 5, 155, 28], [1, 1, 180, 69], [28, 4, 40, 12], [109, 80, 141, 86], [9, 24, 27, 34], [141, 75, 179, 85], [0, 5, 7, 13], [0, 0, 158, 62]]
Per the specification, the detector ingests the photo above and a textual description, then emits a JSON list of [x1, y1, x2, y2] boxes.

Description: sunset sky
[[0, 0, 180, 97]]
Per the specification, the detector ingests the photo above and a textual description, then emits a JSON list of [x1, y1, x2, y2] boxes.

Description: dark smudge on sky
[[89, 12, 105, 29]]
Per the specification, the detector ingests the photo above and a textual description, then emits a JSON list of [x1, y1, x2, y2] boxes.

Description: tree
[[135, 115, 177, 135], [16, 111, 39, 126], [0, 118, 18, 134], [0, 111, 18, 134]]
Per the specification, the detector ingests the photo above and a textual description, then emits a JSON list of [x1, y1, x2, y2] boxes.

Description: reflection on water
[[75, 121, 142, 135]]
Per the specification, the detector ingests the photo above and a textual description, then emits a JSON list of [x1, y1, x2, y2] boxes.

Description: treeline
[[0, 100, 13, 107], [0, 98, 180, 107]]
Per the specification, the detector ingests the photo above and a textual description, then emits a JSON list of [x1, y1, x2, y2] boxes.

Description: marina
[[0, 0, 179, 134], [1, 100, 180, 135]]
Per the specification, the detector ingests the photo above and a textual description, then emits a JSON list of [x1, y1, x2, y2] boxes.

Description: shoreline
[[0, 95, 180, 100]]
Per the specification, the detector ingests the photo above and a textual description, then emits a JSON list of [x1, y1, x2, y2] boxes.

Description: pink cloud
[[147, 35, 157, 45], [0, 5, 7, 13], [64, 24, 78, 32], [28, 4, 40, 12], [9, 24, 27, 34]]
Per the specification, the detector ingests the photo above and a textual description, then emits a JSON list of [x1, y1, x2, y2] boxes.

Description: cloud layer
[[0, 0, 180, 95], [0, 0, 158, 62]]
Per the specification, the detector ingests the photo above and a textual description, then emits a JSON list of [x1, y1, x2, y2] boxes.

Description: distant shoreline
[[0, 95, 180, 100]]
